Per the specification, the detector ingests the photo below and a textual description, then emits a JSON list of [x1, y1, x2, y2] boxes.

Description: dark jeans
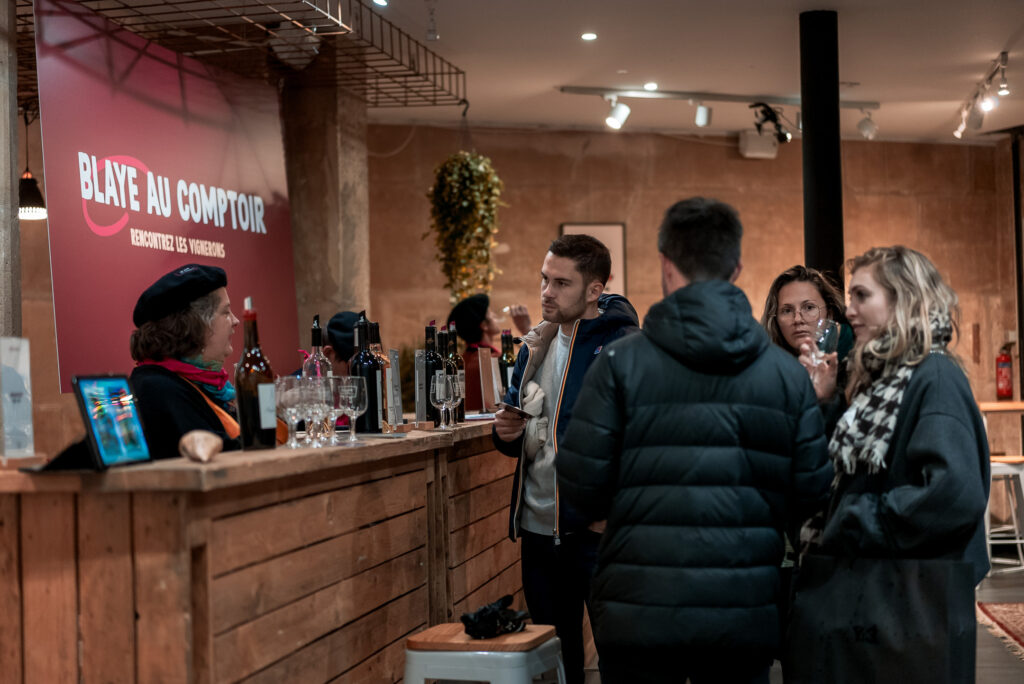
[[600, 646, 772, 684], [519, 529, 600, 684]]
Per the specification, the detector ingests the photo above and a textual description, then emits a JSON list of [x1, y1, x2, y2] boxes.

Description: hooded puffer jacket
[[557, 280, 832, 652]]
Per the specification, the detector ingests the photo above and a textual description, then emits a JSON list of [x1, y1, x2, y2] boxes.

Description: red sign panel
[[36, 0, 299, 391]]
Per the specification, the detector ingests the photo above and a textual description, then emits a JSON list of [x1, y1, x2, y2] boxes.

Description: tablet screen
[[74, 376, 150, 466]]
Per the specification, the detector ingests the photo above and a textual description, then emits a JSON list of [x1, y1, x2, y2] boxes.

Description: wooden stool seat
[[407, 623, 555, 652]]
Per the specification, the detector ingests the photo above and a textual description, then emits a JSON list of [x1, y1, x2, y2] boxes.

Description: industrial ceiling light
[[856, 110, 878, 140], [695, 103, 712, 128], [980, 84, 998, 112], [425, 1, 439, 41], [605, 96, 630, 129], [18, 112, 46, 221], [750, 102, 792, 143], [998, 67, 1010, 96], [953, 108, 968, 139], [954, 51, 1009, 134]]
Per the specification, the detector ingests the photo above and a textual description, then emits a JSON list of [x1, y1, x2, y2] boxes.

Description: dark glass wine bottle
[[369, 321, 393, 433], [499, 329, 517, 397], [351, 316, 383, 433], [234, 296, 276, 450], [423, 324, 444, 426], [447, 322, 466, 422]]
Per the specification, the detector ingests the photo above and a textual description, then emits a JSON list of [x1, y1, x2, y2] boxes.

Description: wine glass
[[812, 319, 840, 366], [445, 375, 463, 427], [303, 377, 330, 447], [275, 376, 303, 449], [340, 376, 367, 446], [430, 375, 452, 431], [324, 376, 346, 446]]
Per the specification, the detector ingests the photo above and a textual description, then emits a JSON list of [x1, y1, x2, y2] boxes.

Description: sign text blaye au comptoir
[[77, 151, 272, 260]]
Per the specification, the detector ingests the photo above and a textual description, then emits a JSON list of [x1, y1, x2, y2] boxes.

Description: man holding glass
[[492, 233, 639, 684], [556, 198, 831, 684]]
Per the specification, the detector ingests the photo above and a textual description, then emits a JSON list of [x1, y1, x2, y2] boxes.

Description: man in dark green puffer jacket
[[557, 197, 832, 684]]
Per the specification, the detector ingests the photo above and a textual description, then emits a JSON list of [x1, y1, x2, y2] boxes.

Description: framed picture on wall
[[560, 223, 626, 296]]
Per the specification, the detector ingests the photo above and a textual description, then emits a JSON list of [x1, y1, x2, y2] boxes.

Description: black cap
[[326, 311, 359, 360], [447, 294, 489, 344], [132, 264, 227, 327]]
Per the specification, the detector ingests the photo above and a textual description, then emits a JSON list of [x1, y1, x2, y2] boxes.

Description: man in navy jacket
[[492, 234, 638, 684]]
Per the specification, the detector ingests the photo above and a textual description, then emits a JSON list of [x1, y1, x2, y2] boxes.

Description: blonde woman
[[788, 246, 989, 683]]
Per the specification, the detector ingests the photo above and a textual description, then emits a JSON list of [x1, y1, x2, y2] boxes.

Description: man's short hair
[[548, 234, 612, 286], [658, 197, 742, 282]]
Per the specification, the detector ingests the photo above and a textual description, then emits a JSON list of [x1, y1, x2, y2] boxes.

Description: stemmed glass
[[302, 377, 331, 447], [812, 318, 840, 366], [445, 376, 463, 428], [339, 376, 367, 446], [430, 375, 453, 431], [275, 376, 303, 449], [324, 376, 347, 446]]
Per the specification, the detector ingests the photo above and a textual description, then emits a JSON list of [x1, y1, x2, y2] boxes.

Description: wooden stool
[[404, 623, 566, 684]]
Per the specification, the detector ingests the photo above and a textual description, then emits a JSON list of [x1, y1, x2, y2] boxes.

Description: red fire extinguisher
[[996, 342, 1014, 400]]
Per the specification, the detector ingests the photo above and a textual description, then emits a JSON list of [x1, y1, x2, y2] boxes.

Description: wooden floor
[[579, 570, 1024, 684]]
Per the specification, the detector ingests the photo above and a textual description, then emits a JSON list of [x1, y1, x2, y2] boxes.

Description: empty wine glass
[[430, 375, 452, 431], [324, 376, 346, 446], [303, 377, 330, 447], [812, 319, 840, 366], [340, 376, 367, 446], [445, 375, 463, 428], [275, 376, 303, 449]]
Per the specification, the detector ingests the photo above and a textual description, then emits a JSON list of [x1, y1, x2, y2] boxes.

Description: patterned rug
[[977, 602, 1024, 660]]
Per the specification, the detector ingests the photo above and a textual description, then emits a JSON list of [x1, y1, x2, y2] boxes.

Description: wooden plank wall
[[446, 435, 522, 619]]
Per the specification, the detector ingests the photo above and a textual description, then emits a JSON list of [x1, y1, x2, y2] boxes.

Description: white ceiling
[[366, 0, 1024, 143]]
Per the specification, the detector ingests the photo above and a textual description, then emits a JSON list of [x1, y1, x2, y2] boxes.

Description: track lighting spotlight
[[750, 102, 792, 144], [998, 67, 1010, 96], [695, 104, 712, 128], [980, 85, 998, 112], [605, 97, 630, 130], [954, 51, 1010, 134], [856, 111, 878, 140]]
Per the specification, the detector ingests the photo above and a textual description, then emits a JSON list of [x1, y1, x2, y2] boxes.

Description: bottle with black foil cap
[[446, 322, 466, 422], [369, 321, 393, 433], [350, 313, 383, 433], [423, 322, 444, 426], [499, 329, 517, 397], [234, 296, 277, 450], [302, 314, 330, 379]]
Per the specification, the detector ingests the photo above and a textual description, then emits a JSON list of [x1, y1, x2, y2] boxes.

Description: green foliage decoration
[[425, 151, 505, 305]]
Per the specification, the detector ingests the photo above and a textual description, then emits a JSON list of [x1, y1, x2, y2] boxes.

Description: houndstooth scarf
[[800, 311, 953, 551]]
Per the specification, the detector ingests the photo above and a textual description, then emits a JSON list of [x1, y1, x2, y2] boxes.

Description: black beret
[[132, 264, 227, 327], [447, 294, 489, 344], [326, 311, 359, 361]]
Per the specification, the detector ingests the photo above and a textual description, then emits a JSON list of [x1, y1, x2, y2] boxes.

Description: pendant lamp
[[18, 112, 46, 221]]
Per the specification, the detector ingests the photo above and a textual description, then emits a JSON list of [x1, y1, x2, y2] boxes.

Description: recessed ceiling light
[[581, 32, 597, 41], [643, 82, 658, 91]]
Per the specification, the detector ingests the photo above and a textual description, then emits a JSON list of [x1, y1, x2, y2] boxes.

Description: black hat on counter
[[132, 264, 227, 327], [326, 311, 360, 360], [447, 294, 489, 344]]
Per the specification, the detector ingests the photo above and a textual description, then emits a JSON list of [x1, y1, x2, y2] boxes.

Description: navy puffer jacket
[[557, 280, 831, 652]]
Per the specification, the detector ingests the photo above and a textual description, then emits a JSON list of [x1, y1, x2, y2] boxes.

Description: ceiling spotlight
[[372, 0, 388, 6], [581, 32, 597, 41], [998, 68, 1010, 96], [953, 121, 966, 139], [967, 101, 985, 130], [643, 82, 658, 91], [605, 97, 630, 130], [425, 3, 439, 41], [695, 104, 712, 128], [980, 86, 998, 111], [856, 111, 878, 140]]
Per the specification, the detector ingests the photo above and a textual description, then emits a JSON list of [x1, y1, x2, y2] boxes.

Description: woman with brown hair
[[788, 246, 989, 682], [129, 264, 241, 459]]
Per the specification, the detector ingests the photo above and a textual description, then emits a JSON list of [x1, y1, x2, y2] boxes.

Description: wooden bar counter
[[0, 420, 522, 683]]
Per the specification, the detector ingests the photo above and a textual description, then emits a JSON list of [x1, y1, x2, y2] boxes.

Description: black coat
[[557, 280, 832, 652], [130, 365, 241, 460], [821, 352, 991, 584]]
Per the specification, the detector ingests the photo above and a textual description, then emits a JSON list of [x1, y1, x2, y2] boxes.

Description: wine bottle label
[[506, 367, 514, 388], [257, 383, 276, 429], [415, 350, 426, 422], [457, 370, 466, 397], [375, 370, 383, 425]]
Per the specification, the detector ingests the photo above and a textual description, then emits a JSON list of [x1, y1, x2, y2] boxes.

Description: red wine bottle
[[424, 324, 445, 427], [234, 296, 276, 450], [351, 316, 383, 433]]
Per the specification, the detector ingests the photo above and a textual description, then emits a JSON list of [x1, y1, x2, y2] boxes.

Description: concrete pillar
[[0, 0, 20, 336], [281, 45, 370, 346]]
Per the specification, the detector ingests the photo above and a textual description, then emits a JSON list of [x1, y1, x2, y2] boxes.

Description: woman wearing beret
[[129, 264, 241, 459]]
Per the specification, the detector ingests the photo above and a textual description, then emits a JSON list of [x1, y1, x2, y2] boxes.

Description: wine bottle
[[302, 314, 330, 378], [423, 323, 445, 427], [350, 316, 383, 433], [234, 296, 276, 450], [499, 329, 517, 397], [369, 321, 393, 433], [447, 322, 466, 422]]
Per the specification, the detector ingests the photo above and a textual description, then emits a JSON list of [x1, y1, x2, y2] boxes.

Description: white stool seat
[[404, 623, 566, 684]]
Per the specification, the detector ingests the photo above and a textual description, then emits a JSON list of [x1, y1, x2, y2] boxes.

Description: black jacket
[[130, 365, 241, 460], [492, 293, 639, 540], [821, 352, 991, 584], [557, 280, 832, 652]]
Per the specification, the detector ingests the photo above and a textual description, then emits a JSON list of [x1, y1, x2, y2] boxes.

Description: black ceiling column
[[800, 10, 844, 285]]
